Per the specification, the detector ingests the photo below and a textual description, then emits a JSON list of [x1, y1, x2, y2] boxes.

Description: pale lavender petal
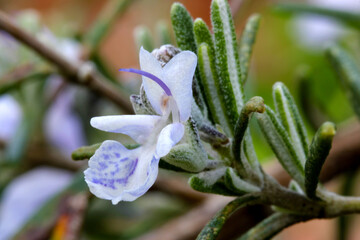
[[37, 28, 81, 63], [90, 115, 161, 144], [84, 140, 159, 204], [114, 155, 160, 203], [163, 51, 197, 122], [0, 95, 22, 142], [139, 47, 165, 115], [155, 123, 184, 158], [0, 167, 72, 240], [45, 87, 86, 155]]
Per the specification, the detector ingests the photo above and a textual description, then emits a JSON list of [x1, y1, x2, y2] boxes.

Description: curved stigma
[[119, 68, 172, 96]]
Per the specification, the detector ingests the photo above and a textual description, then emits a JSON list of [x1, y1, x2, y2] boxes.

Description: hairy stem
[[197, 193, 262, 240], [238, 212, 309, 240], [0, 10, 133, 113]]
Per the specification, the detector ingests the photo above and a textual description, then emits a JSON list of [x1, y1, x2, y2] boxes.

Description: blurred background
[[0, 0, 360, 239]]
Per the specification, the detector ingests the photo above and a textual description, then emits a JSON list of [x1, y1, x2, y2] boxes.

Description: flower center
[[119, 68, 181, 123]]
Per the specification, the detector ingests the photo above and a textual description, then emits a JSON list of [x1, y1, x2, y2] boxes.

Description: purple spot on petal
[[90, 155, 139, 190]]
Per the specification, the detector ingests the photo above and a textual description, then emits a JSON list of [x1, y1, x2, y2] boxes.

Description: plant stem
[[196, 193, 262, 240], [0, 10, 133, 113], [323, 192, 360, 217], [238, 212, 309, 240], [262, 175, 324, 216]]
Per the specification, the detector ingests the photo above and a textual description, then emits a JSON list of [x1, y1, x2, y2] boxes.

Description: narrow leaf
[[289, 180, 304, 195], [71, 143, 102, 161], [275, 3, 360, 29], [239, 212, 308, 240], [305, 122, 336, 198], [189, 168, 235, 196], [273, 82, 309, 166], [134, 26, 154, 51], [239, 14, 261, 83], [156, 21, 172, 45], [233, 97, 265, 166], [161, 143, 206, 172], [326, 45, 360, 118], [196, 194, 261, 240], [0, 71, 50, 95], [224, 168, 260, 194], [256, 106, 305, 185], [241, 132, 263, 183], [85, 0, 134, 53], [197, 123, 229, 147], [5, 114, 33, 163], [198, 43, 231, 135], [71, 143, 139, 161], [170, 2, 197, 53], [194, 18, 214, 51], [211, 0, 243, 131]]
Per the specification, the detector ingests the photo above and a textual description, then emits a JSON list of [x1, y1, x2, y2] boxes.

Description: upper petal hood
[[163, 51, 197, 122], [139, 47, 165, 116]]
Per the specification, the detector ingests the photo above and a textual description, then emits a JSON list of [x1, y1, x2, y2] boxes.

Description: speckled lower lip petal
[[119, 68, 172, 96]]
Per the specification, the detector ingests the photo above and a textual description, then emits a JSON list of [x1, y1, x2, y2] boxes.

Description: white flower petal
[[163, 51, 197, 122], [155, 123, 184, 158], [139, 47, 165, 115], [45, 88, 86, 155], [84, 140, 159, 204], [90, 115, 161, 144]]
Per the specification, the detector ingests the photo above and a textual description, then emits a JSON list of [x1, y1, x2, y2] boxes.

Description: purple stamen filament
[[119, 68, 172, 96]]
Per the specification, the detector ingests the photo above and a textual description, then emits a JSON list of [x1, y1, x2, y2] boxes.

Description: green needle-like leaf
[[71, 143, 102, 161], [197, 123, 229, 147], [224, 168, 260, 194], [196, 194, 261, 240], [211, 0, 243, 131], [84, 0, 134, 54], [233, 97, 265, 172], [198, 43, 231, 135], [273, 82, 309, 166], [326, 45, 360, 118], [194, 18, 214, 51], [0, 71, 50, 95], [189, 168, 235, 196], [239, 14, 261, 84], [134, 25, 154, 51], [161, 143, 206, 172], [156, 21, 172, 45], [239, 212, 308, 240], [72, 143, 139, 161], [289, 180, 304, 195], [256, 106, 305, 185], [305, 122, 336, 199], [241, 132, 263, 182], [170, 2, 197, 53], [275, 3, 360, 29]]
